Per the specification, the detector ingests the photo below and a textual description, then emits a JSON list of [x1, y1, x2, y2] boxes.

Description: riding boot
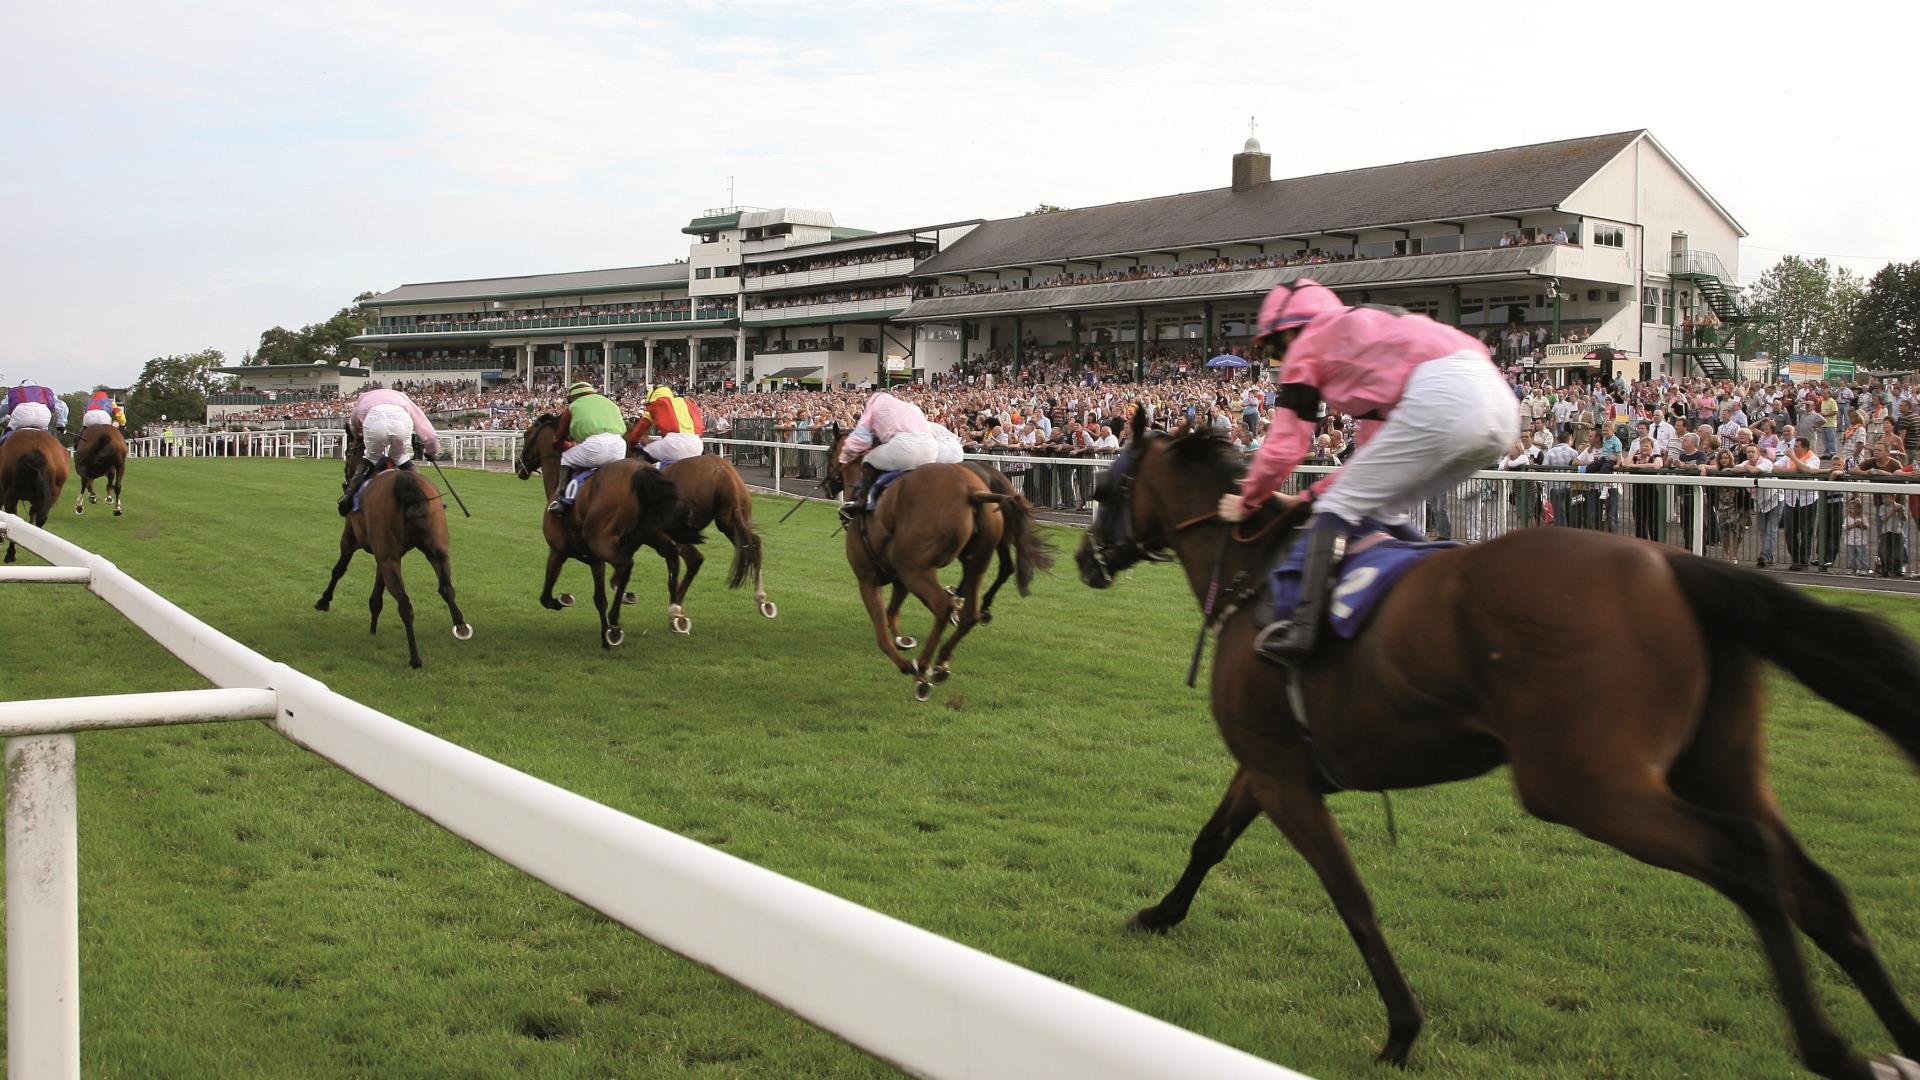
[[1254, 519, 1346, 667], [339, 458, 375, 517], [548, 466, 574, 517], [838, 465, 878, 523]]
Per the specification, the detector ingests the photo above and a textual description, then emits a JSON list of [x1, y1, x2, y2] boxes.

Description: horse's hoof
[[112, 508, 122, 517], [1871, 1055, 1920, 1080], [910, 658, 923, 675], [944, 585, 958, 599], [670, 615, 691, 635], [622, 591, 637, 605], [759, 600, 778, 619], [604, 626, 625, 647], [929, 665, 950, 685], [314, 599, 330, 612], [541, 597, 562, 611], [978, 609, 993, 625], [558, 593, 575, 607], [452, 623, 473, 641], [409, 658, 422, 669], [895, 635, 917, 650], [1126, 909, 1173, 935], [949, 610, 961, 626], [913, 681, 933, 702]]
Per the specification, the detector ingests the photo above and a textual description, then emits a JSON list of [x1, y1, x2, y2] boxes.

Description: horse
[[1075, 408, 1920, 1080], [624, 445, 776, 635], [72, 424, 127, 517], [826, 427, 1050, 701], [516, 414, 681, 650], [959, 459, 1030, 625], [1, 428, 70, 563], [315, 464, 471, 669]]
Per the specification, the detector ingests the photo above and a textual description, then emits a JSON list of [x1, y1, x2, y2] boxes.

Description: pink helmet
[[1253, 279, 1344, 340]]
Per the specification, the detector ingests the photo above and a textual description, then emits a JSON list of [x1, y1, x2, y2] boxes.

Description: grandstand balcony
[[741, 294, 910, 326], [743, 256, 918, 293]]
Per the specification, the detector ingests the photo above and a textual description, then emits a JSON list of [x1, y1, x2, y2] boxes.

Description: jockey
[[837, 390, 939, 521], [340, 388, 440, 517], [82, 390, 117, 434], [549, 381, 628, 517], [2, 380, 66, 443], [1216, 279, 1520, 666], [624, 385, 705, 466]]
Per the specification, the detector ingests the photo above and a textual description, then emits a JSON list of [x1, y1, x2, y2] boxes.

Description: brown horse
[[826, 428, 1050, 701], [517, 415, 680, 650], [1, 428, 69, 563], [1075, 410, 1920, 1080], [624, 447, 776, 634], [72, 424, 127, 517], [314, 465, 471, 668]]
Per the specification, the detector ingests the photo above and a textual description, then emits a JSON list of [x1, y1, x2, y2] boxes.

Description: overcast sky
[[4, 0, 1915, 389]]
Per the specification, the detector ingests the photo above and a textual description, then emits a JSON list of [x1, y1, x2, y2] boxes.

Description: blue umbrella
[[1204, 354, 1249, 369]]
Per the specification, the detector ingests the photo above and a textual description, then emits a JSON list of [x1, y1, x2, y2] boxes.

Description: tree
[[1023, 203, 1068, 216], [59, 392, 90, 437], [1828, 267, 1868, 354], [243, 291, 379, 367], [125, 348, 230, 429], [1744, 255, 1835, 358], [1849, 261, 1920, 371]]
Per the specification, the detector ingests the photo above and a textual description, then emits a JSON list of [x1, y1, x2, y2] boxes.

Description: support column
[[562, 341, 572, 387], [735, 325, 746, 388], [7, 734, 80, 1080], [1013, 316, 1023, 383], [644, 339, 655, 387], [1068, 312, 1083, 378], [602, 340, 613, 391], [1448, 285, 1463, 328], [1133, 308, 1145, 382], [524, 343, 534, 390], [1203, 301, 1215, 358]]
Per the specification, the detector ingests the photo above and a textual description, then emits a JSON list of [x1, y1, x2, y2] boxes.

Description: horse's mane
[[1163, 431, 1247, 482]]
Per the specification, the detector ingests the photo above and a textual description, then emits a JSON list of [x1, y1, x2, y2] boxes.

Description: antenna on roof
[[1249, 115, 1257, 140], [726, 175, 736, 207]]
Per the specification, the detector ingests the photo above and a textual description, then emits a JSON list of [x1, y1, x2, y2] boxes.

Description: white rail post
[[7, 734, 81, 1080]]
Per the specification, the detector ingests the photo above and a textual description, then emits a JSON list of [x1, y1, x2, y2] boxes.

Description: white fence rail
[[0, 511, 1308, 1080]]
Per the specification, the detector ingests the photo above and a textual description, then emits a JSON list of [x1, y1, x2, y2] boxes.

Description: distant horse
[[315, 465, 471, 669], [826, 426, 1050, 701], [72, 424, 127, 517], [1075, 408, 1920, 1080], [625, 446, 776, 635], [1, 429, 69, 563], [517, 414, 680, 650]]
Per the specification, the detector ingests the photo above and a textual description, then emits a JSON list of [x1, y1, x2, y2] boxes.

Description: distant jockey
[[837, 390, 938, 521], [624, 385, 705, 466], [2, 380, 66, 443], [549, 381, 628, 517], [1215, 279, 1519, 666], [83, 390, 117, 432], [340, 388, 441, 517]]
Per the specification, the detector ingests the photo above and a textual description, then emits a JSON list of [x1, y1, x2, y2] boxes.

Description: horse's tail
[[18, 449, 51, 510], [1667, 552, 1920, 764], [972, 490, 1053, 597], [390, 467, 438, 546], [724, 477, 761, 590]]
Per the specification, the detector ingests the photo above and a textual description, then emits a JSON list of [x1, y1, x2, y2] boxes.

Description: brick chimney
[[1232, 136, 1271, 193]]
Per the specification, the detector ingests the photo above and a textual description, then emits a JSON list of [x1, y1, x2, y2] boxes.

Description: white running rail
[[0, 511, 1310, 1080]]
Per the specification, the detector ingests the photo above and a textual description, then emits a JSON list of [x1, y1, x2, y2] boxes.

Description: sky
[[4, 0, 1917, 390]]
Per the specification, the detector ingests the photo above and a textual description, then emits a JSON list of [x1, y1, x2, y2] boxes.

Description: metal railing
[[1670, 249, 1733, 282], [0, 512, 1306, 1080]]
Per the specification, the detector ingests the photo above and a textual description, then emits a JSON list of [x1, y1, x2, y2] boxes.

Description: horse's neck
[[539, 458, 561, 499]]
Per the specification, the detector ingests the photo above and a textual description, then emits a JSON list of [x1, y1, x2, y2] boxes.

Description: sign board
[[1825, 357, 1856, 379], [1787, 355, 1825, 382], [884, 356, 909, 373]]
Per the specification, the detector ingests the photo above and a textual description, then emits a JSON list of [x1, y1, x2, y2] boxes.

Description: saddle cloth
[[562, 468, 599, 505], [350, 466, 388, 514], [1270, 534, 1458, 639], [866, 470, 907, 511]]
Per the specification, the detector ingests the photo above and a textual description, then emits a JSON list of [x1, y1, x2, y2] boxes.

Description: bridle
[[1084, 437, 1174, 584], [516, 415, 559, 481]]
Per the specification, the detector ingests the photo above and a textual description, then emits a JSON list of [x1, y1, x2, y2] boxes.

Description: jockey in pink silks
[[1215, 279, 1519, 665], [836, 391, 950, 521], [340, 388, 441, 517]]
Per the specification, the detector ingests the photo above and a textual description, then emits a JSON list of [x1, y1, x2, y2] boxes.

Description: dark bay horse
[[624, 447, 776, 634], [315, 465, 470, 668], [72, 424, 127, 517], [1, 428, 69, 563], [1075, 410, 1920, 1080], [517, 415, 680, 650], [826, 428, 1050, 701]]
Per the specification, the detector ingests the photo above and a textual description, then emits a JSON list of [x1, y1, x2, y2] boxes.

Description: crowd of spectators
[[744, 245, 930, 279], [378, 298, 734, 333], [743, 284, 917, 312]]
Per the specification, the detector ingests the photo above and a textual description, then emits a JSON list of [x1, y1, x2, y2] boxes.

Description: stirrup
[[547, 499, 567, 517], [1253, 619, 1314, 667]]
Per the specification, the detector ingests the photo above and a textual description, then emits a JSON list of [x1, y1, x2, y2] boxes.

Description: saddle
[[865, 470, 907, 512], [349, 462, 395, 514], [560, 468, 599, 506], [1269, 530, 1458, 640]]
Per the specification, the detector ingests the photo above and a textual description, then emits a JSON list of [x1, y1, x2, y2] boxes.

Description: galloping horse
[[72, 424, 127, 517], [1075, 409, 1920, 1079], [517, 414, 680, 650], [625, 447, 776, 635], [826, 427, 1050, 701], [315, 465, 471, 668], [1, 428, 69, 563]]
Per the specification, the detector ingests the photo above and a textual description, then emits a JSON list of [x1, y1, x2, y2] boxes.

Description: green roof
[[683, 213, 742, 234], [830, 226, 876, 239]]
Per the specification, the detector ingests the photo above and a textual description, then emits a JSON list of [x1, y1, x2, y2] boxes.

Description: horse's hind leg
[[425, 548, 469, 638], [886, 583, 913, 649], [977, 543, 1017, 623], [669, 543, 704, 634], [110, 466, 123, 515], [590, 560, 613, 650], [604, 558, 632, 647], [367, 572, 386, 636], [1517, 768, 1866, 1079], [378, 557, 422, 668], [74, 474, 91, 515], [898, 568, 955, 698], [1130, 767, 1261, 933], [927, 555, 989, 682]]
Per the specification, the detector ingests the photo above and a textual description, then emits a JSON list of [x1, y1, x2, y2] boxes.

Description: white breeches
[[83, 410, 113, 428], [929, 424, 965, 464], [1314, 351, 1520, 528], [361, 404, 415, 466], [561, 432, 628, 470], [864, 431, 941, 472], [6, 403, 51, 431], [645, 431, 703, 465]]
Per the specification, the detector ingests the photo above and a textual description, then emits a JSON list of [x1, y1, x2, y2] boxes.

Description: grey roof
[[912, 131, 1642, 277], [895, 247, 1554, 321], [365, 262, 688, 306]]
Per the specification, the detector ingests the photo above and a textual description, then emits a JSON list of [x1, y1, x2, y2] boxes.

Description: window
[[1593, 225, 1625, 249], [1662, 288, 1675, 326], [712, 265, 738, 279], [1400, 299, 1442, 317], [1642, 286, 1659, 324], [857, 338, 880, 353], [695, 267, 711, 280], [1607, 289, 1621, 304]]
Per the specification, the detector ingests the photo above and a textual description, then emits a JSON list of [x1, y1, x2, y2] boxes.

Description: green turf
[[2, 459, 1916, 1079]]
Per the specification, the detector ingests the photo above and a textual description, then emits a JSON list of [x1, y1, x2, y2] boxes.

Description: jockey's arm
[[1238, 391, 1318, 508], [53, 399, 69, 430], [624, 414, 654, 447], [553, 407, 575, 449]]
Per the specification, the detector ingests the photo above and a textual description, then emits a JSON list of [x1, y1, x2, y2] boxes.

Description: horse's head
[[517, 414, 559, 480], [1076, 406, 1245, 588], [821, 422, 848, 497]]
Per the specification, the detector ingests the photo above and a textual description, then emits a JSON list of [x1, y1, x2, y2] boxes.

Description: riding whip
[[1186, 527, 1234, 688], [428, 456, 471, 518], [777, 495, 809, 525]]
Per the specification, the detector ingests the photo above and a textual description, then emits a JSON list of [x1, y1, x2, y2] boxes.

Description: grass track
[[2, 458, 1917, 1079]]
